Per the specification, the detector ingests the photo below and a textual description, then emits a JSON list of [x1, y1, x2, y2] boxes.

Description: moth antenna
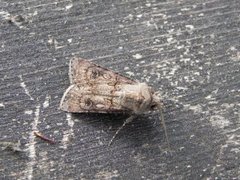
[[108, 115, 135, 146], [157, 103, 170, 149]]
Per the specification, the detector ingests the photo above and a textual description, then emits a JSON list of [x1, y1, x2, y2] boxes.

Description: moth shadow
[[71, 112, 131, 133], [71, 112, 157, 146], [71, 112, 127, 127]]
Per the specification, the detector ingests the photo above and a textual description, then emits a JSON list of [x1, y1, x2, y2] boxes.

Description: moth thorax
[[120, 83, 153, 114]]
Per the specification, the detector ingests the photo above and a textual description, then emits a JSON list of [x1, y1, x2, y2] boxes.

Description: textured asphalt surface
[[0, 0, 239, 179]]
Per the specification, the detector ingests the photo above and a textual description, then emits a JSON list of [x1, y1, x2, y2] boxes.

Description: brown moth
[[60, 57, 169, 147]]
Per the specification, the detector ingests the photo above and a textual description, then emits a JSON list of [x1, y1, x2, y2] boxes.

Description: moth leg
[[108, 115, 135, 146]]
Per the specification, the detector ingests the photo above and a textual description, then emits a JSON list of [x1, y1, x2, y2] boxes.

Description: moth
[[60, 57, 169, 147]]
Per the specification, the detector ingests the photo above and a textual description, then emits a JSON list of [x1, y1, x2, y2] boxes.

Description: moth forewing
[[60, 84, 75, 112], [60, 57, 169, 147]]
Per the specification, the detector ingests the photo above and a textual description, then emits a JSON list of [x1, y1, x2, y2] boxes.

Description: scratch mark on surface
[[61, 113, 74, 149], [0, 11, 10, 20], [65, 3, 73, 10], [25, 110, 33, 115], [43, 95, 50, 108], [95, 170, 119, 179], [23, 105, 40, 180], [210, 115, 229, 129], [185, 25, 195, 31], [132, 53, 142, 59], [0, 11, 27, 28], [125, 71, 135, 77], [0, 102, 5, 108], [185, 104, 203, 114], [47, 35, 65, 50], [19, 75, 34, 100]]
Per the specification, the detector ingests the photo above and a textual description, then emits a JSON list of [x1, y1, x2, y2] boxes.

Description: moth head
[[149, 91, 162, 111], [138, 85, 162, 111]]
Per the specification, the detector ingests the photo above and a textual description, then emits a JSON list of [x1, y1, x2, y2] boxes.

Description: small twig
[[34, 131, 55, 144]]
